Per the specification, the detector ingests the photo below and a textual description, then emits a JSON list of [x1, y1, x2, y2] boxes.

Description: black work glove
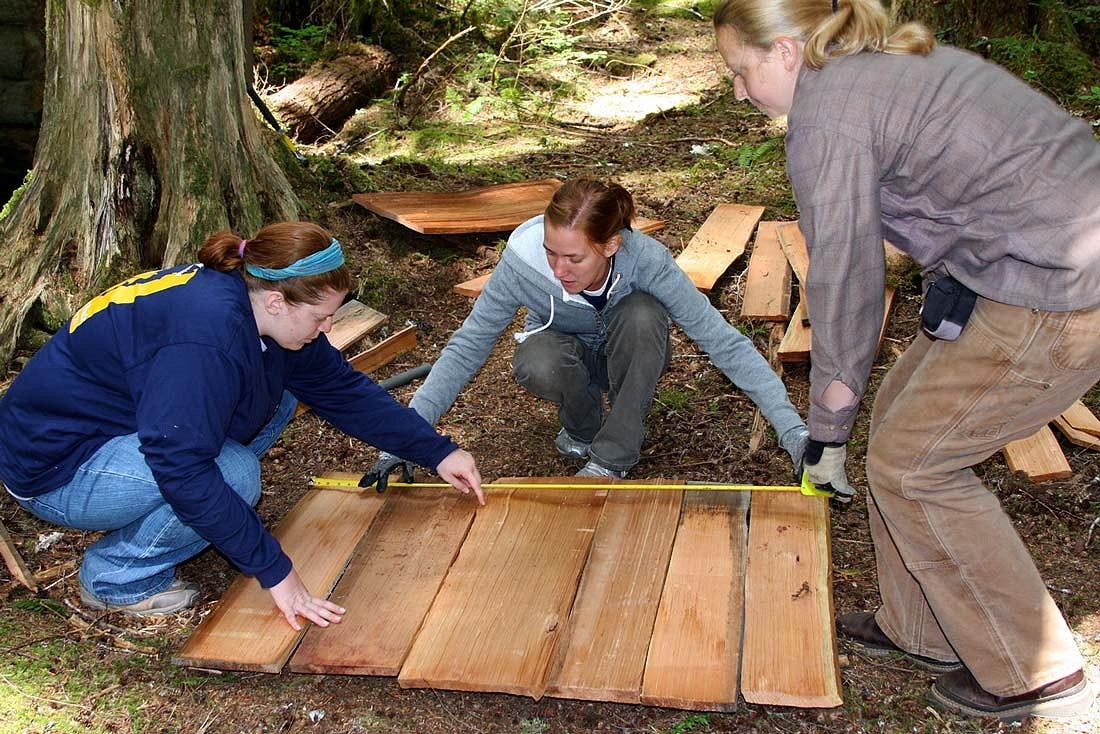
[[803, 439, 856, 505], [358, 451, 415, 493]]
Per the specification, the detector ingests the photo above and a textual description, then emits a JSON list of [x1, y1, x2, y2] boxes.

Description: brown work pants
[[866, 296, 1100, 696]]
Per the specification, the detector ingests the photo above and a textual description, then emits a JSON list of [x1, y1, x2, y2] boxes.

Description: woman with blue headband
[[0, 221, 484, 628]]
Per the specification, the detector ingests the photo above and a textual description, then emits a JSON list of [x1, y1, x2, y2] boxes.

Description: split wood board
[[1004, 425, 1073, 481], [640, 490, 750, 712], [1053, 415, 1100, 451], [347, 325, 418, 374], [1061, 400, 1100, 437], [353, 179, 564, 234], [741, 491, 842, 708], [741, 221, 793, 321], [398, 480, 607, 697], [777, 297, 811, 363], [289, 487, 478, 675], [674, 204, 765, 293], [172, 480, 387, 672], [776, 222, 809, 284], [546, 484, 684, 704], [296, 326, 417, 417], [777, 286, 896, 364], [451, 217, 667, 298], [328, 299, 387, 352]]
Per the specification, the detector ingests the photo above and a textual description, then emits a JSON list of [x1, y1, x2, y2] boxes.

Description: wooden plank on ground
[[398, 479, 606, 698], [741, 491, 842, 708], [1004, 425, 1073, 481], [352, 179, 565, 234], [0, 520, 37, 591], [327, 300, 387, 352], [776, 221, 809, 284], [545, 484, 682, 704], [741, 221, 793, 321], [289, 487, 477, 675], [777, 286, 895, 364], [451, 218, 666, 298], [1053, 416, 1100, 451], [777, 297, 811, 363], [295, 326, 418, 417], [1061, 400, 1100, 438], [172, 476, 386, 672], [640, 490, 748, 712], [1053, 415, 1100, 451], [347, 325, 417, 374], [675, 204, 765, 292]]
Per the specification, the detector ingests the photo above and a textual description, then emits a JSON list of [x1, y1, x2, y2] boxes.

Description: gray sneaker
[[80, 579, 201, 616], [575, 461, 624, 479], [555, 428, 591, 459]]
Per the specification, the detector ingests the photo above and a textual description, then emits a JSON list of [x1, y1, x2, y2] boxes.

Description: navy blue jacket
[[0, 264, 457, 587]]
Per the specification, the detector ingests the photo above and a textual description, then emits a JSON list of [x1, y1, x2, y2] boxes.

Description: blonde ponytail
[[714, 0, 934, 68]]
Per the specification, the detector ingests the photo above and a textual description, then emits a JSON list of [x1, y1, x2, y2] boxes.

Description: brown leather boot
[[931, 668, 1095, 721], [837, 611, 962, 675]]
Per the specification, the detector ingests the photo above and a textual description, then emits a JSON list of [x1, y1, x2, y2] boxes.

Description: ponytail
[[714, 0, 934, 69]]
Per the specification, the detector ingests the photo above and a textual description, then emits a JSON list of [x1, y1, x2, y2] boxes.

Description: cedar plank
[[347, 326, 417, 374], [741, 491, 842, 708], [640, 490, 748, 712], [1003, 425, 1073, 481], [289, 488, 476, 675], [1052, 416, 1100, 451], [327, 300, 387, 352], [172, 482, 387, 672], [398, 479, 606, 698], [352, 179, 564, 234], [1061, 400, 1100, 438], [674, 204, 764, 292], [741, 221, 793, 321], [545, 484, 682, 703], [776, 221, 809, 284], [777, 298, 811, 363]]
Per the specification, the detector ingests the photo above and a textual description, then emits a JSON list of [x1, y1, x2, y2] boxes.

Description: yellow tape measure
[[309, 475, 833, 497]]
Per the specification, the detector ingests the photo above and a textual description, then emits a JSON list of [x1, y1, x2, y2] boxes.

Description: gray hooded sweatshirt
[[409, 215, 804, 440]]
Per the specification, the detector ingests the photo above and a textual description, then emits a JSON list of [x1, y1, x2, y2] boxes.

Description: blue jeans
[[12, 391, 297, 605]]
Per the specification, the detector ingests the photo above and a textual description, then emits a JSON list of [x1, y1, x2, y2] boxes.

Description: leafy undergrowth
[[2, 6, 1099, 734]]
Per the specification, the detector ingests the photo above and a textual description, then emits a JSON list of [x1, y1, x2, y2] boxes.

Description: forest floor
[[2, 7, 1100, 734]]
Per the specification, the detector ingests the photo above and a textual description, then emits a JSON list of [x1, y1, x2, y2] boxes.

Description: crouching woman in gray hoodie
[[370, 178, 808, 482]]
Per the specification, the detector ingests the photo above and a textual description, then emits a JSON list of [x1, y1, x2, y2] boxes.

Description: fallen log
[[268, 44, 398, 143]]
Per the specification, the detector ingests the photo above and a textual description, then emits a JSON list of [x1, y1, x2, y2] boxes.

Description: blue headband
[[245, 238, 345, 280]]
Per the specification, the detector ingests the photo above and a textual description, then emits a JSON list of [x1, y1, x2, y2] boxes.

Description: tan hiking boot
[[80, 579, 201, 616]]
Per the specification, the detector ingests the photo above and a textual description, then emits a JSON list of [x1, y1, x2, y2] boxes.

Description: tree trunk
[[893, 0, 1031, 47], [0, 0, 298, 370], [269, 44, 398, 144]]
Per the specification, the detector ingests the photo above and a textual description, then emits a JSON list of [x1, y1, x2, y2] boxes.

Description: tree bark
[[0, 0, 299, 370], [269, 44, 398, 144], [893, 0, 1031, 47]]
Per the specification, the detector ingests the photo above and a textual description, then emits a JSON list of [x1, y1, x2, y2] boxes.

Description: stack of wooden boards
[[175, 477, 842, 711]]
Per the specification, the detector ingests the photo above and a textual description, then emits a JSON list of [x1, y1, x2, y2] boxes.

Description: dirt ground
[[2, 9, 1099, 734]]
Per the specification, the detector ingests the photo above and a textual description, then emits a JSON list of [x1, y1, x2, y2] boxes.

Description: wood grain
[[741, 491, 842, 708], [173, 480, 387, 672], [776, 221, 809, 284], [353, 179, 564, 234], [328, 300, 387, 352], [545, 484, 682, 703], [1061, 400, 1100, 438], [289, 487, 477, 675], [674, 204, 764, 292], [741, 221, 793, 321], [398, 479, 606, 698], [640, 490, 749, 712], [1004, 425, 1073, 481]]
